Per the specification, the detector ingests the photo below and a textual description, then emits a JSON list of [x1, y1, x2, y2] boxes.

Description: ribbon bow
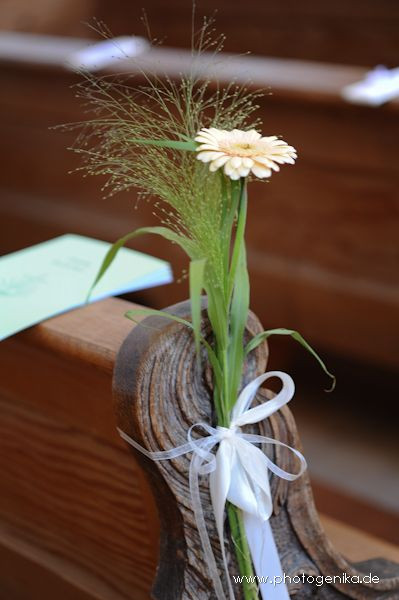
[[118, 370, 306, 600]]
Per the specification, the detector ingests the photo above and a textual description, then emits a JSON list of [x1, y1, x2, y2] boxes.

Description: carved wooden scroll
[[113, 300, 399, 599]]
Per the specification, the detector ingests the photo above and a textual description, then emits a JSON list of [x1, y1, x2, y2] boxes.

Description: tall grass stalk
[[65, 19, 334, 600]]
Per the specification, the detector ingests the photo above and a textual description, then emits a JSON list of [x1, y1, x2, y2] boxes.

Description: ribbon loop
[[118, 370, 306, 600]]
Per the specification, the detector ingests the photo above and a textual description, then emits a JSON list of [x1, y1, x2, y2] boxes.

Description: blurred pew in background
[[0, 0, 94, 37], [2, 0, 399, 67], [0, 34, 398, 371]]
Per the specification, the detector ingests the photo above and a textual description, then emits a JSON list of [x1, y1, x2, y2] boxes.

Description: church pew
[[2, 0, 399, 67], [0, 36, 398, 370], [0, 298, 399, 598], [0, 299, 158, 599]]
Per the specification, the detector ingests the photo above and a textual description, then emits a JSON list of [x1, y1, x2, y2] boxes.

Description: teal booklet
[[0, 234, 172, 341]]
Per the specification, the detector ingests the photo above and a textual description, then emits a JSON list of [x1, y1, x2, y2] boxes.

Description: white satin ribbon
[[118, 370, 306, 600]]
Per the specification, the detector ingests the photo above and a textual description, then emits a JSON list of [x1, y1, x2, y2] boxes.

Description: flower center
[[223, 141, 256, 157]]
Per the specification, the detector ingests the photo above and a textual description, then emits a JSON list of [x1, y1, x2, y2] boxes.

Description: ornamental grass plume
[[65, 17, 334, 600]]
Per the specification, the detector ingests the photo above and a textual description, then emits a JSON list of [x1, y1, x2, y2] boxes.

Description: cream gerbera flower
[[195, 127, 297, 180]]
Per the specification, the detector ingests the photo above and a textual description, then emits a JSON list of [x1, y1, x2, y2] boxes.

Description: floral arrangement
[[70, 21, 334, 600]]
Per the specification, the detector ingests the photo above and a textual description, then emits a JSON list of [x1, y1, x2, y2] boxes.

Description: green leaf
[[220, 175, 240, 300], [245, 328, 336, 391], [227, 243, 250, 410], [206, 286, 228, 351], [127, 138, 197, 151], [86, 226, 193, 301], [227, 179, 247, 302], [125, 307, 194, 329], [221, 180, 250, 411], [189, 258, 206, 358]]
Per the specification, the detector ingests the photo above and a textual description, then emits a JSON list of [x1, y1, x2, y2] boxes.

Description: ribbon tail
[[244, 512, 290, 600], [189, 452, 227, 600], [209, 440, 236, 600]]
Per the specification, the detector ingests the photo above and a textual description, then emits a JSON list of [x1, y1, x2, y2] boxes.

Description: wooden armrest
[[0, 298, 159, 600], [0, 299, 398, 598]]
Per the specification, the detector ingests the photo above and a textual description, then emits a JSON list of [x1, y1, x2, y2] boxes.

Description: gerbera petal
[[197, 151, 223, 163], [230, 156, 243, 169], [253, 156, 273, 167], [195, 131, 219, 141], [251, 165, 272, 178], [208, 127, 227, 139], [226, 168, 241, 180], [197, 143, 221, 151], [224, 160, 235, 175], [237, 166, 251, 177], [242, 158, 254, 168], [210, 155, 230, 169], [195, 137, 213, 145], [268, 156, 284, 164], [247, 129, 262, 141]]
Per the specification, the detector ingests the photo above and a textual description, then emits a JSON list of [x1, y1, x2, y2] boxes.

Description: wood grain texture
[[0, 299, 160, 599], [113, 299, 399, 599], [114, 300, 269, 600], [93, 0, 399, 69], [2, 1, 399, 68], [20, 297, 146, 374], [0, 394, 155, 599]]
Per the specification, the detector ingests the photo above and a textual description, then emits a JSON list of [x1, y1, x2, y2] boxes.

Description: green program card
[[0, 234, 172, 341]]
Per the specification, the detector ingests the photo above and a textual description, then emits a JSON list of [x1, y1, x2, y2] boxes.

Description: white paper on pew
[[0, 234, 172, 341], [342, 65, 399, 106]]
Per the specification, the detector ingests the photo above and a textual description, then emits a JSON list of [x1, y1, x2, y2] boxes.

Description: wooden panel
[[0, 537, 99, 600], [319, 516, 399, 565], [314, 483, 399, 547], [0, 299, 159, 599], [0, 0, 94, 37], [2, 1, 399, 67], [79, 1, 399, 68]]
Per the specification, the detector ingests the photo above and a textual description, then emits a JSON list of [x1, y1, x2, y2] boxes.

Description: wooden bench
[[0, 298, 398, 598], [0, 40, 399, 368], [0, 299, 157, 599], [0, 37, 398, 371], [3, 1, 399, 67]]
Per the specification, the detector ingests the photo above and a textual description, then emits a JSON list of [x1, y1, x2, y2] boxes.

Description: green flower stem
[[212, 177, 258, 600], [227, 179, 248, 303], [227, 503, 259, 599]]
